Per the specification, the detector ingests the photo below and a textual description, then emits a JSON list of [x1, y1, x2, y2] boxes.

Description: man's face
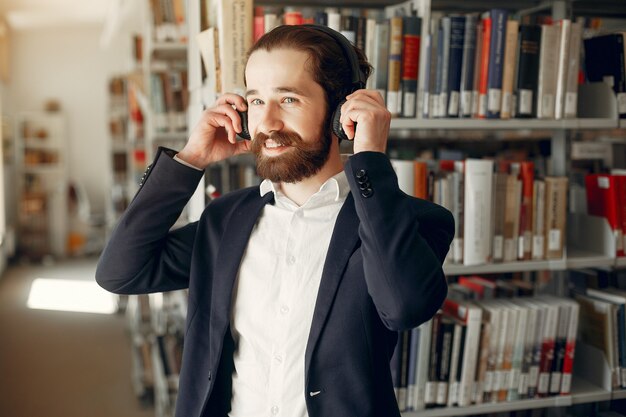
[[245, 48, 333, 183]]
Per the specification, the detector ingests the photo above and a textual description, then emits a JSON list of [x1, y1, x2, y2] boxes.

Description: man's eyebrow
[[245, 87, 307, 97]]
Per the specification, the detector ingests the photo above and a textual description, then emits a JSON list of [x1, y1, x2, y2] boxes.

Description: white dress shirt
[[228, 171, 350, 417]]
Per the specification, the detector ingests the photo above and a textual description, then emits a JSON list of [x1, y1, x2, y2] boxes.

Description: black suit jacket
[[96, 148, 454, 417]]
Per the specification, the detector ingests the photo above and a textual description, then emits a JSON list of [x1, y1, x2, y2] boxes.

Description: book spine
[[544, 177, 568, 260], [401, 16, 422, 117], [463, 159, 494, 266], [486, 9, 508, 118], [537, 24, 560, 119], [500, 19, 519, 119], [515, 25, 542, 118], [560, 301, 579, 395], [446, 15, 466, 117], [518, 161, 534, 261], [477, 15, 492, 118], [564, 21, 582, 118], [387, 16, 404, 116], [460, 14, 478, 118], [554, 19, 571, 120]]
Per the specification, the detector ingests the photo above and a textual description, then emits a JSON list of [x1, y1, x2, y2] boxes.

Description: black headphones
[[238, 24, 366, 141]]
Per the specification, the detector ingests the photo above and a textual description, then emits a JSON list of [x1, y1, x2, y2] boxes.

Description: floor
[[0, 256, 154, 417]]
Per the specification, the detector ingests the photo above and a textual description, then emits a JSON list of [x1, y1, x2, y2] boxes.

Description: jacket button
[[359, 182, 371, 191], [356, 169, 367, 179], [361, 188, 373, 198]]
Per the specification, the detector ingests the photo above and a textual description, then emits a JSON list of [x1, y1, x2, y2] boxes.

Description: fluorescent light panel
[[27, 278, 117, 314]]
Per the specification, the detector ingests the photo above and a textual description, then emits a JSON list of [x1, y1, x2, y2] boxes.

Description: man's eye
[[249, 98, 263, 105], [283, 97, 297, 104]]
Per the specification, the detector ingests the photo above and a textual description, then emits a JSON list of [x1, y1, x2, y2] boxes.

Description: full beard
[[251, 126, 333, 184]]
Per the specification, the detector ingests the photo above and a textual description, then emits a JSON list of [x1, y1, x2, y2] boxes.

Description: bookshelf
[[16, 111, 69, 261], [106, 0, 626, 416]]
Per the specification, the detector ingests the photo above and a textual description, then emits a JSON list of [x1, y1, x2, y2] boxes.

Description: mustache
[[251, 131, 304, 153]]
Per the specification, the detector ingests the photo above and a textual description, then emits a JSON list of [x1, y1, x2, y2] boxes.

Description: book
[[500, 19, 519, 119], [477, 13, 492, 118], [401, 16, 422, 117], [544, 177, 568, 260], [387, 16, 404, 116], [515, 25, 542, 118], [442, 298, 483, 407], [532, 179, 546, 260], [563, 21, 582, 118], [463, 159, 494, 266], [459, 13, 478, 118], [486, 9, 508, 118], [584, 33, 626, 119], [554, 19, 571, 120], [413, 319, 433, 411], [537, 24, 560, 119], [517, 162, 535, 261], [586, 289, 626, 388], [446, 15, 466, 117], [576, 292, 621, 389], [216, 0, 253, 95], [372, 21, 391, 100], [586, 174, 625, 257]]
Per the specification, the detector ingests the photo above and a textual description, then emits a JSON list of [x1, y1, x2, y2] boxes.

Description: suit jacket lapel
[[305, 193, 360, 375], [210, 190, 274, 350]]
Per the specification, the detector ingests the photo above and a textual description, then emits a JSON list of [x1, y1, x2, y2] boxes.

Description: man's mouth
[[264, 139, 289, 149]]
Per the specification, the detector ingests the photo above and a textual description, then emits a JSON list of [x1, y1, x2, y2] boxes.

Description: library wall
[[6, 26, 134, 212]]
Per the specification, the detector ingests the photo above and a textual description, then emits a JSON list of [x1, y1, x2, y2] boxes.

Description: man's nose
[[256, 103, 284, 135]]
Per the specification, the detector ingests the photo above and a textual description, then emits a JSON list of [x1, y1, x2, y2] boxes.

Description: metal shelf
[[566, 249, 617, 270], [444, 257, 566, 276], [390, 117, 618, 131], [401, 377, 610, 417]]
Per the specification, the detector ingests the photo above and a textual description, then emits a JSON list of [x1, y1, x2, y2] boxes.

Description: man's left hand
[[339, 89, 391, 154]]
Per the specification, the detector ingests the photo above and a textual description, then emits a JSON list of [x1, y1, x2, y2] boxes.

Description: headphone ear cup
[[332, 99, 349, 142]]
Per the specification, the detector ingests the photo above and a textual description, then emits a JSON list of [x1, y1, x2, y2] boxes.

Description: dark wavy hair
[[246, 25, 373, 114]]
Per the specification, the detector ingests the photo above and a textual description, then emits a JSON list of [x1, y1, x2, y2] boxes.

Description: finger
[[208, 104, 244, 133], [346, 89, 385, 106], [215, 93, 247, 111], [206, 113, 238, 144]]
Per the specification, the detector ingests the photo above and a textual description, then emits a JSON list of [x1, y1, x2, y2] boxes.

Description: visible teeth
[[265, 140, 283, 149]]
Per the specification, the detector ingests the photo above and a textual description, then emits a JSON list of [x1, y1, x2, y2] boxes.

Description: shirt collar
[[259, 170, 350, 208]]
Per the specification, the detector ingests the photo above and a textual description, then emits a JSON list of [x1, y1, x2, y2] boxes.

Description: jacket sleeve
[[345, 151, 454, 331], [95, 147, 205, 295]]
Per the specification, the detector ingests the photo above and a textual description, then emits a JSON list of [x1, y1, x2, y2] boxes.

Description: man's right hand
[[176, 93, 251, 169]]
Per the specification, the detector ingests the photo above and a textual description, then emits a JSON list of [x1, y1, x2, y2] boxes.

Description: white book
[[537, 24, 560, 119], [463, 159, 494, 266], [554, 19, 571, 120], [564, 21, 582, 118], [391, 160, 415, 196], [454, 302, 482, 407], [413, 319, 432, 411], [365, 18, 378, 90], [216, 0, 253, 95], [507, 303, 528, 401]]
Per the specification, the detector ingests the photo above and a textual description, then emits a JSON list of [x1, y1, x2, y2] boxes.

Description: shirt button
[[271, 406, 280, 415], [280, 305, 289, 315], [286, 255, 296, 265]]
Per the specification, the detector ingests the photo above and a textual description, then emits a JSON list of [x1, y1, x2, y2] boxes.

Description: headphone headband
[[301, 24, 367, 91]]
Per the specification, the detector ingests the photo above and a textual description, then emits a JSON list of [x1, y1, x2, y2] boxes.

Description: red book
[[478, 15, 492, 119], [284, 10, 303, 25], [253, 6, 265, 43], [586, 174, 625, 257], [518, 162, 535, 260], [615, 174, 626, 257]]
